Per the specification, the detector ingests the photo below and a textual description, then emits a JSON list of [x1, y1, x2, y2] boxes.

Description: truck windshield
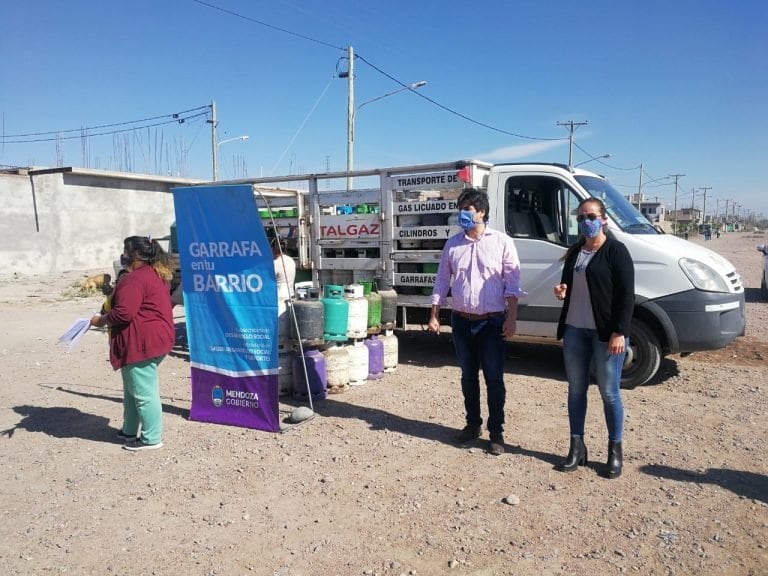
[[575, 175, 658, 234]]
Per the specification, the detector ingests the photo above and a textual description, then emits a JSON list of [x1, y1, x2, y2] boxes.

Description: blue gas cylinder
[[292, 348, 327, 402], [365, 335, 384, 380]]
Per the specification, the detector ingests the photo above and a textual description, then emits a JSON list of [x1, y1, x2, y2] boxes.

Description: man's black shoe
[[488, 433, 505, 456], [453, 425, 482, 443]]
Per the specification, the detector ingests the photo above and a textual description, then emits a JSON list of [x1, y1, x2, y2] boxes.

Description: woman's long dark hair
[[561, 197, 609, 262], [124, 236, 173, 281]]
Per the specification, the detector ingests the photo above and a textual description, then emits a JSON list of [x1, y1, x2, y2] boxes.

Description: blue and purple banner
[[172, 185, 279, 432]]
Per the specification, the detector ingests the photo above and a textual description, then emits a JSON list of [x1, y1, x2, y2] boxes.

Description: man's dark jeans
[[450, 312, 506, 434]]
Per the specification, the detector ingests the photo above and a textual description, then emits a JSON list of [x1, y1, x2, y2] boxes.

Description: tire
[[621, 319, 662, 389], [762, 274, 768, 300]]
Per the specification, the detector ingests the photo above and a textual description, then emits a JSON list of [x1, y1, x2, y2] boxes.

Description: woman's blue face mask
[[579, 218, 603, 238], [458, 209, 477, 231]]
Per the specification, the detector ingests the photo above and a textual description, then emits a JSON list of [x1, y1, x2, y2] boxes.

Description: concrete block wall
[[1, 168, 201, 275]]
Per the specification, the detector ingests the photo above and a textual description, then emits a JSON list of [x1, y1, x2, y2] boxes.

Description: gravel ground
[[0, 231, 766, 576]]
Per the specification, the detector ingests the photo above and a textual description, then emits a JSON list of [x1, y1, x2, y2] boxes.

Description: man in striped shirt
[[428, 188, 526, 456]]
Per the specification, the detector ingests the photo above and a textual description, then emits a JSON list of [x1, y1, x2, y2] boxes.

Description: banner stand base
[[279, 406, 317, 433]]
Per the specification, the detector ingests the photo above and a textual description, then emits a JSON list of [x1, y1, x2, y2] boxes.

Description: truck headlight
[[679, 258, 730, 292]]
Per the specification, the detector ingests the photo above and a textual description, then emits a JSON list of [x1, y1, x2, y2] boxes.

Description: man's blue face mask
[[458, 209, 477, 231]]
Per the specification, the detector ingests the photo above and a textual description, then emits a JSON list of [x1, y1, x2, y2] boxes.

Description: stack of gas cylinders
[[282, 277, 399, 403]]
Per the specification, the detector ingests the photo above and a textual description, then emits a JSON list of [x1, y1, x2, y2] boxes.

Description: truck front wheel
[[621, 319, 662, 389]]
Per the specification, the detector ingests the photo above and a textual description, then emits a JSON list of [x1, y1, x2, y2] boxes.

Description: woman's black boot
[[603, 441, 623, 479], [559, 435, 587, 472]]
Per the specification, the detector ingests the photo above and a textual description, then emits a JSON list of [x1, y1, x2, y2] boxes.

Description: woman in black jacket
[[553, 197, 635, 478]]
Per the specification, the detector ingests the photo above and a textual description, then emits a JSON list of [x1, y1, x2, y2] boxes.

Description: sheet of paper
[[58, 318, 91, 350]]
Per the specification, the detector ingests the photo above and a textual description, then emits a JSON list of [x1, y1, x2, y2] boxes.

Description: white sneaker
[[123, 441, 163, 452]]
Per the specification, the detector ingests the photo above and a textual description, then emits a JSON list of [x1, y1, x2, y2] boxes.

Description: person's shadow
[[1, 384, 191, 443], [639, 463, 768, 504], [1, 405, 116, 443], [301, 395, 561, 466], [51, 385, 190, 420]]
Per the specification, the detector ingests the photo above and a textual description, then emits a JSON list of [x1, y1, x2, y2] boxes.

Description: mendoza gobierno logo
[[211, 384, 260, 409], [211, 385, 224, 407]]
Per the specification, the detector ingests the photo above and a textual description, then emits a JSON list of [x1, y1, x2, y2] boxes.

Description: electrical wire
[[355, 53, 565, 142], [270, 75, 335, 175], [572, 142, 640, 171], [190, 0, 564, 143], [191, 0, 346, 51], [4, 105, 210, 138], [4, 111, 209, 144]]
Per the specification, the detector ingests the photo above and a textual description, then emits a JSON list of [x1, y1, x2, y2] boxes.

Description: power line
[[190, 0, 565, 143], [356, 54, 564, 142], [573, 142, 640, 171], [4, 111, 209, 144], [191, 0, 346, 51], [4, 105, 211, 138]]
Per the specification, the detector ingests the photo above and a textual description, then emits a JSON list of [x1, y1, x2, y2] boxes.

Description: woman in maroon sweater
[[91, 236, 175, 451]]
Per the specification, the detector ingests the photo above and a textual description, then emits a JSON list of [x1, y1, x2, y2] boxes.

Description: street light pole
[[209, 100, 218, 181], [669, 173, 685, 236], [214, 135, 249, 181], [346, 45, 354, 191], [557, 120, 588, 168], [699, 186, 711, 224], [346, 78, 427, 190]]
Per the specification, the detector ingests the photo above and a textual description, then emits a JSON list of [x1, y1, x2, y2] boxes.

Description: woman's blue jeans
[[450, 312, 506, 434], [562, 325, 626, 442]]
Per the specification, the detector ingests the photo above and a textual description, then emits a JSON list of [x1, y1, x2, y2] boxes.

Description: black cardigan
[[556, 235, 635, 342]]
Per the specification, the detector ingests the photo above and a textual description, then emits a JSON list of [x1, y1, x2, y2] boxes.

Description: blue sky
[[2, 1, 767, 219]]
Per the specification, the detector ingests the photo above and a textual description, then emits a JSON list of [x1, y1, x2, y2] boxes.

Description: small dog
[[79, 273, 112, 295]]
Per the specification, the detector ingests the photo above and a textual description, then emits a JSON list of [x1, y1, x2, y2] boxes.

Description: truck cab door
[[491, 171, 580, 338]]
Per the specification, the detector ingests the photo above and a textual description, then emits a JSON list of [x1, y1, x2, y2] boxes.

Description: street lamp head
[[217, 135, 249, 148], [410, 81, 428, 89], [574, 153, 610, 167]]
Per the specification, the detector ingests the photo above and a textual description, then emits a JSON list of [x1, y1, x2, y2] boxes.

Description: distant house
[[639, 199, 666, 224], [667, 207, 702, 228]]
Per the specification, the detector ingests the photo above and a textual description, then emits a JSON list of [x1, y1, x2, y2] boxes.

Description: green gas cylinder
[[361, 280, 382, 334]]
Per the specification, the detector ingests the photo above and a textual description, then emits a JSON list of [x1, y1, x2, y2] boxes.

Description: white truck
[[178, 160, 746, 389]]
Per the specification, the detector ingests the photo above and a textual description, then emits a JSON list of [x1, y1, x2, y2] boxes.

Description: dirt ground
[[1, 232, 766, 576]]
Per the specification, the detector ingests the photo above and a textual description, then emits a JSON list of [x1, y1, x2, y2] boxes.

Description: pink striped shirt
[[431, 227, 526, 314]]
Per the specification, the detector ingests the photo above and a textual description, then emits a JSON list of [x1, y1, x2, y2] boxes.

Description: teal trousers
[[121, 356, 165, 445]]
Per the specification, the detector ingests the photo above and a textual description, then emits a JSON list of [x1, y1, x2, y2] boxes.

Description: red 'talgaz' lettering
[[320, 224, 380, 237]]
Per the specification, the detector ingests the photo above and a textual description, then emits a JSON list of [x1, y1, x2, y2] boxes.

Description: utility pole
[[669, 173, 685, 236], [346, 46, 355, 191], [715, 198, 720, 226], [557, 120, 588, 168], [208, 100, 218, 180], [724, 199, 730, 233], [699, 186, 711, 224], [690, 187, 695, 211], [637, 163, 643, 211]]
